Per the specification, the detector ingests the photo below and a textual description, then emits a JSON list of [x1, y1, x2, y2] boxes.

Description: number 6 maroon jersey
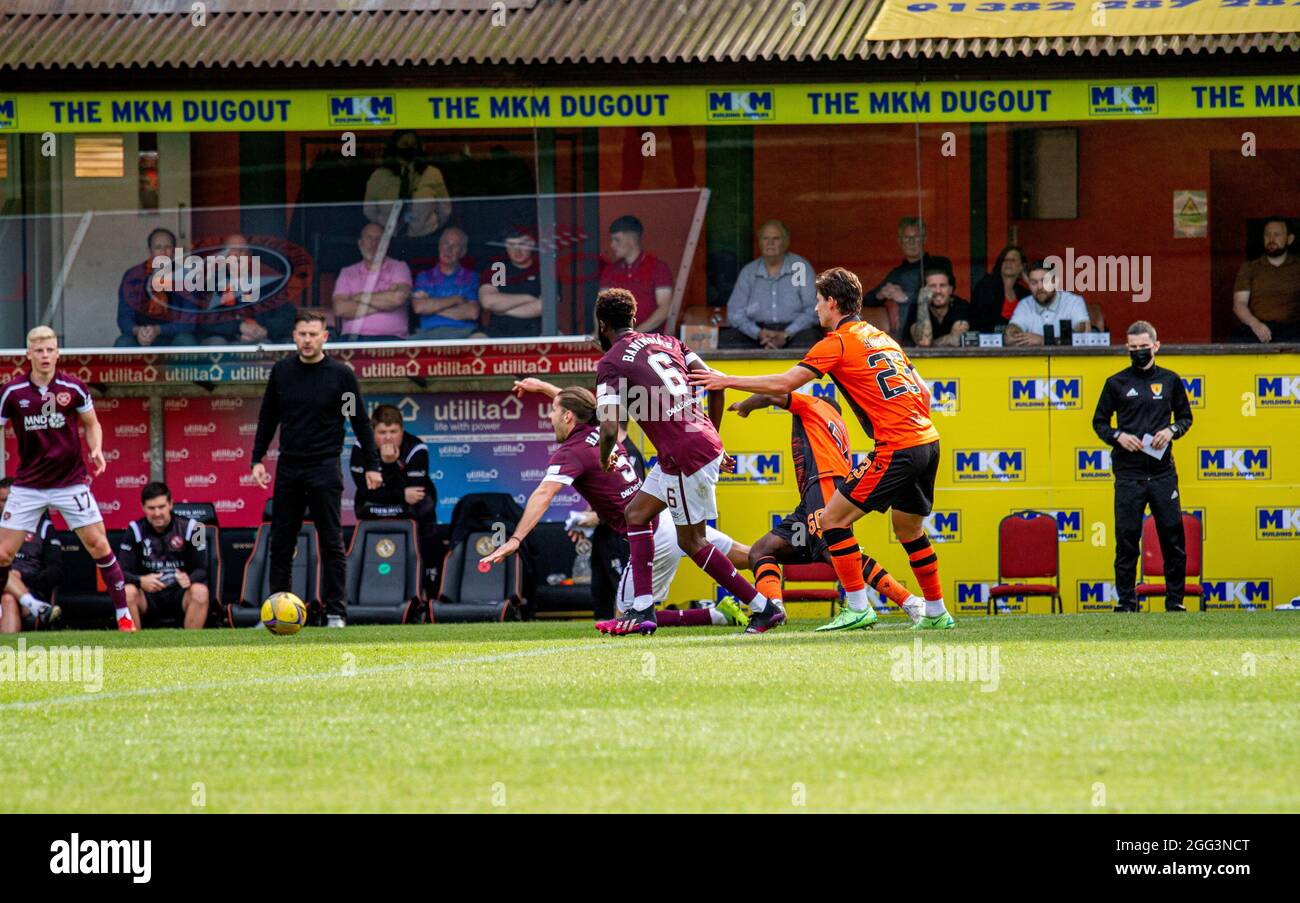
[[595, 332, 723, 476]]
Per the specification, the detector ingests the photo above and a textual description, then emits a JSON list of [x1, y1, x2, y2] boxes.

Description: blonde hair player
[[0, 327, 138, 631]]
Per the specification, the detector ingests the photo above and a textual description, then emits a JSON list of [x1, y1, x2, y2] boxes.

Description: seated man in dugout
[[115, 227, 200, 347], [192, 233, 298, 345], [1232, 217, 1300, 343]]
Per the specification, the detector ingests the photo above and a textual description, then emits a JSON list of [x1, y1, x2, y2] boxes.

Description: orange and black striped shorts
[[841, 440, 940, 516]]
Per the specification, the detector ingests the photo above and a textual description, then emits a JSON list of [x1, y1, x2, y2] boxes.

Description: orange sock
[[901, 535, 943, 600], [754, 557, 783, 603], [861, 554, 912, 607], [823, 527, 866, 592]]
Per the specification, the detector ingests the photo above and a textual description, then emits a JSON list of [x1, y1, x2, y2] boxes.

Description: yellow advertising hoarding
[[866, 0, 1300, 41], [3, 76, 1300, 133], [657, 352, 1299, 615]]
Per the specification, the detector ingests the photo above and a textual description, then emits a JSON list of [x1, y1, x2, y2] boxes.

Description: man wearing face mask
[[1091, 321, 1194, 613]]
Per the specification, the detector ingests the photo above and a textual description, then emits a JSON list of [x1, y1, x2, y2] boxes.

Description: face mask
[[1129, 348, 1153, 369]]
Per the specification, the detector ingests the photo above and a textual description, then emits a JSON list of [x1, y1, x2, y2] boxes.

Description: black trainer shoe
[[1114, 603, 1139, 613], [1165, 602, 1187, 612], [744, 600, 787, 634], [36, 604, 62, 630]]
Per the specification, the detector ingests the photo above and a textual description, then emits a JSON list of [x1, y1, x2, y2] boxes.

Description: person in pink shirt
[[332, 223, 413, 341]]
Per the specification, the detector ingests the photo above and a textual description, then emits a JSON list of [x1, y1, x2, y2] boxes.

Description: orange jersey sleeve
[[802, 319, 939, 449]]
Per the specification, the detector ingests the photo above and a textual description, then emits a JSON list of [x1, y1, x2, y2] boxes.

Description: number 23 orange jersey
[[798, 317, 939, 450]]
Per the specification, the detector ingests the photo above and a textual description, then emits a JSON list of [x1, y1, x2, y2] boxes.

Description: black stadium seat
[[172, 501, 223, 626], [431, 530, 523, 622], [344, 520, 424, 624], [227, 521, 321, 627]]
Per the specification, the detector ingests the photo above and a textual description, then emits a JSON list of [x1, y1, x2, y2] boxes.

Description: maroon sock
[[656, 608, 712, 628], [95, 553, 128, 611], [690, 545, 757, 605], [627, 523, 655, 602]]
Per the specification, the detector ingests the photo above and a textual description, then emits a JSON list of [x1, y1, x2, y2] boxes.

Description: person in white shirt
[[1005, 261, 1091, 346]]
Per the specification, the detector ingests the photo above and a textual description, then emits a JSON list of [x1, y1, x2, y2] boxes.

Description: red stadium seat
[[782, 562, 842, 616], [1137, 513, 1204, 611], [990, 511, 1062, 614]]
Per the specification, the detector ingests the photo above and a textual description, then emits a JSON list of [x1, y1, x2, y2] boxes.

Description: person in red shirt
[[690, 267, 955, 632], [598, 216, 674, 335]]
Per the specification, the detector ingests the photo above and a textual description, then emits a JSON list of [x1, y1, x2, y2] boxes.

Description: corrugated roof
[[0, 0, 1293, 70]]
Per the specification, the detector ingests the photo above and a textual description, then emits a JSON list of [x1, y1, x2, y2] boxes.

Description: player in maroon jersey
[[593, 288, 783, 636], [0, 327, 137, 631], [478, 383, 752, 628]]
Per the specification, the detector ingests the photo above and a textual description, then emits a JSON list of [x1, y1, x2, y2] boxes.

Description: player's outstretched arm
[[688, 364, 813, 397], [78, 408, 106, 477], [513, 378, 561, 399], [479, 479, 561, 566], [728, 393, 788, 418]]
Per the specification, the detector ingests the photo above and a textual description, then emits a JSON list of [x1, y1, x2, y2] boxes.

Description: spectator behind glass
[[1232, 217, 1300, 343], [908, 268, 973, 348], [970, 244, 1031, 334], [411, 227, 481, 340], [863, 217, 954, 342], [720, 220, 821, 349], [332, 223, 413, 342], [479, 228, 543, 338], [1005, 261, 1091, 346], [598, 215, 674, 335], [193, 233, 297, 345], [363, 130, 453, 258], [115, 228, 199, 347]]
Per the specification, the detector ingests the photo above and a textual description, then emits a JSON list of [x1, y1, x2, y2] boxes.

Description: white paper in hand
[[1141, 433, 1168, 461]]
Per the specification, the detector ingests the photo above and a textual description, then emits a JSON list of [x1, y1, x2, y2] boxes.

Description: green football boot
[[814, 604, 879, 632], [910, 611, 957, 630], [716, 597, 750, 629]]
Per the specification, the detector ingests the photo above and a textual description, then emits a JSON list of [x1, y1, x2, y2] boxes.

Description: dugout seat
[[343, 520, 424, 624], [173, 502, 223, 626], [1137, 513, 1205, 611], [227, 521, 321, 627], [781, 562, 843, 617], [527, 522, 590, 619], [990, 511, 1062, 614], [431, 530, 523, 623]]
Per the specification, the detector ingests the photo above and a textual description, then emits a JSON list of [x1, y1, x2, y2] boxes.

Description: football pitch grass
[[2, 613, 1297, 813]]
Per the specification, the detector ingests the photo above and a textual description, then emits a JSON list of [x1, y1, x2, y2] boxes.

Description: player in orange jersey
[[689, 267, 954, 631]]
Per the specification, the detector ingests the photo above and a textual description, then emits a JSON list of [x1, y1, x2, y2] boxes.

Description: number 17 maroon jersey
[[595, 332, 722, 477]]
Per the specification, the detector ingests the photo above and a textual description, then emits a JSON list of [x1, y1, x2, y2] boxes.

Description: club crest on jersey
[[169, 535, 185, 550], [56, 391, 72, 407], [1150, 383, 1163, 397]]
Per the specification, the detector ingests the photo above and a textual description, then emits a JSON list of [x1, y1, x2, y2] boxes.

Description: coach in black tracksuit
[[251, 310, 381, 626], [1092, 321, 1194, 612]]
